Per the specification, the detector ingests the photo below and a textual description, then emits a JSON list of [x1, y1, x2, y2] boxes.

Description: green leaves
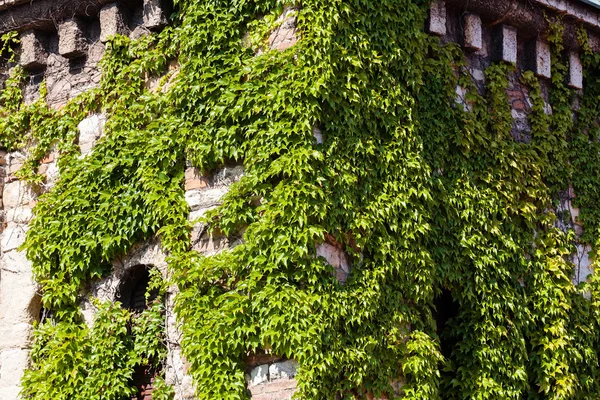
[[6, 0, 600, 399]]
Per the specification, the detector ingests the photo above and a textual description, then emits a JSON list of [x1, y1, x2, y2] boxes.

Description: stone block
[[5, 206, 32, 224], [1, 250, 32, 275], [248, 364, 269, 387], [0, 349, 29, 388], [573, 244, 593, 284], [316, 243, 351, 284], [0, 386, 21, 400], [269, 360, 298, 381], [0, 323, 33, 350], [58, 18, 87, 58], [537, 0, 567, 12], [268, 7, 298, 51], [428, 0, 446, 36], [464, 14, 482, 51], [19, 30, 47, 70], [78, 114, 107, 155], [249, 378, 297, 396], [531, 40, 551, 79], [100, 3, 129, 43], [0, 267, 38, 323], [6, 151, 25, 175], [569, 52, 583, 89], [3, 181, 36, 210], [496, 25, 517, 64], [566, 1, 599, 26], [1, 224, 28, 252], [313, 126, 324, 144], [185, 167, 209, 190], [143, 0, 168, 30], [212, 165, 244, 186], [185, 187, 229, 211]]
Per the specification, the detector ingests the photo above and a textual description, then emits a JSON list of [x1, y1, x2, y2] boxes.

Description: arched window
[[117, 265, 159, 399], [117, 264, 158, 313]]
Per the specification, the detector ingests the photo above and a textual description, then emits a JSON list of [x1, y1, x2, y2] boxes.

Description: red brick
[[512, 100, 525, 111]]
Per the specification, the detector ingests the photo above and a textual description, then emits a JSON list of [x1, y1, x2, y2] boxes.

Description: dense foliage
[[1, 0, 600, 398]]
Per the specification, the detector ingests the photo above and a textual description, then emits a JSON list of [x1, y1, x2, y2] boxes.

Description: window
[[117, 265, 159, 400]]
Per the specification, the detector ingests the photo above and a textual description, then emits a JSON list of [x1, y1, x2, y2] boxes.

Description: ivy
[[0, 0, 599, 399]]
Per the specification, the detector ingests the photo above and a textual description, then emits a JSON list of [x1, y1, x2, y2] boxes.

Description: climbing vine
[[0, 0, 600, 399]]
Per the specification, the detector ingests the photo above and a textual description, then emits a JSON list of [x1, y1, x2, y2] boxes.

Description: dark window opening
[[117, 265, 158, 313], [118, 265, 160, 399], [433, 288, 460, 360]]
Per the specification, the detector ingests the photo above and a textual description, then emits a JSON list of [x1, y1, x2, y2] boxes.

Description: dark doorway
[[117, 265, 159, 399], [432, 288, 460, 359]]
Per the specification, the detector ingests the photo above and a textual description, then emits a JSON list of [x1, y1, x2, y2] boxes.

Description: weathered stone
[[212, 165, 244, 186], [143, 0, 168, 30], [130, 25, 152, 40], [249, 378, 297, 397], [6, 151, 25, 175], [5, 206, 32, 224], [164, 347, 195, 400], [428, 0, 446, 36], [1, 224, 28, 252], [99, 3, 129, 43], [44, 161, 60, 189], [537, 0, 567, 12], [532, 40, 551, 79], [316, 243, 351, 284], [185, 187, 229, 211], [0, 349, 29, 389], [455, 85, 472, 112], [248, 364, 269, 387], [185, 167, 209, 190], [78, 114, 107, 155], [0, 266, 38, 323], [569, 51, 583, 89], [573, 244, 593, 284], [19, 30, 47, 70], [269, 360, 298, 381], [0, 323, 34, 350], [1, 250, 32, 275], [464, 14, 482, 51], [58, 18, 87, 58], [268, 7, 298, 51], [313, 126, 324, 144], [3, 181, 36, 209], [497, 25, 517, 64]]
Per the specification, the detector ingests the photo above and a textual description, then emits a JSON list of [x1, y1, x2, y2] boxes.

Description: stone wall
[[0, 0, 600, 399], [429, 0, 598, 284]]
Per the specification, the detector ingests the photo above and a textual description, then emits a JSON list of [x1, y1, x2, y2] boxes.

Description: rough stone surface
[[316, 242, 351, 284], [19, 30, 47, 70], [143, 0, 168, 30], [498, 25, 518, 64], [268, 7, 298, 51], [464, 14, 482, 51], [249, 364, 269, 387], [0, 349, 29, 393], [428, 0, 446, 36], [100, 3, 129, 43], [58, 18, 88, 58], [573, 244, 593, 284], [78, 114, 107, 155], [6, 151, 25, 175], [533, 40, 551, 79], [268, 360, 298, 381], [1, 223, 28, 253], [3, 181, 36, 210], [185, 167, 209, 191], [569, 51, 583, 89], [247, 360, 298, 399]]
